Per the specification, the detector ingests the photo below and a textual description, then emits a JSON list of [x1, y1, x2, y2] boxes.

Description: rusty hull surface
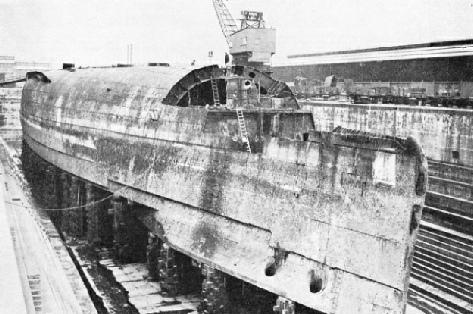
[[21, 66, 427, 314]]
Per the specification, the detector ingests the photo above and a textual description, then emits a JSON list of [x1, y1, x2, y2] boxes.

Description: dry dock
[[0, 138, 97, 314]]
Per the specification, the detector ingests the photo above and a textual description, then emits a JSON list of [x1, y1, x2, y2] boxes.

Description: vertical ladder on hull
[[210, 78, 220, 106], [236, 108, 252, 153]]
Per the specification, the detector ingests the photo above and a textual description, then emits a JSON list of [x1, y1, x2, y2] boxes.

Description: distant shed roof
[[277, 38, 473, 66]]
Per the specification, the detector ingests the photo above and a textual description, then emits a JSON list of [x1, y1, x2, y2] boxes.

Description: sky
[[1, 0, 473, 68]]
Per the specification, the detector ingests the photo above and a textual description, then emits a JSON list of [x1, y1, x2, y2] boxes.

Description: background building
[[0, 56, 50, 83]]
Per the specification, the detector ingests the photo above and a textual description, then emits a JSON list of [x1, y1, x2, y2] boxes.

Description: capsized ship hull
[[21, 65, 427, 313]]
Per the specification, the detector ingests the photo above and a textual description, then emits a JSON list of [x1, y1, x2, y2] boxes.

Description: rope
[[6, 152, 157, 211]]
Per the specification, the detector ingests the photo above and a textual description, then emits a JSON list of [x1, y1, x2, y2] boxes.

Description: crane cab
[[228, 11, 276, 68]]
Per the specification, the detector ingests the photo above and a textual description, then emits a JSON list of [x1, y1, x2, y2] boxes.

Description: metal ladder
[[210, 78, 220, 106], [236, 108, 252, 153]]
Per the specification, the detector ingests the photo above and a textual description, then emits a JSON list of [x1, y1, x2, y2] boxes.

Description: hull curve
[[21, 66, 427, 313]]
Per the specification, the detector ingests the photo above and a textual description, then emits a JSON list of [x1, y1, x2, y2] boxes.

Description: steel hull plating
[[21, 66, 427, 313]]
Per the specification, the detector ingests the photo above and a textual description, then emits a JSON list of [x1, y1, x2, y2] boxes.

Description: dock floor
[[0, 162, 28, 313], [0, 142, 97, 314]]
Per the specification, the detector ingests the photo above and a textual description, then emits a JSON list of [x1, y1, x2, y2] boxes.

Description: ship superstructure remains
[[21, 64, 427, 313]]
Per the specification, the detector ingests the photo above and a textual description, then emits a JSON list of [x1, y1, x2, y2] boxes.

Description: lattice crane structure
[[212, 0, 239, 46]]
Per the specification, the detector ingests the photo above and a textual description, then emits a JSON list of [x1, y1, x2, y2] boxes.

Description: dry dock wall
[[303, 102, 473, 166]]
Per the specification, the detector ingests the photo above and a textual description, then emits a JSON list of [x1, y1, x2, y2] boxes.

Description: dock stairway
[[236, 109, 251, 153], [408, 160, 473, 314], [210, 78, 220, 106], [27, 274, 42, 313]]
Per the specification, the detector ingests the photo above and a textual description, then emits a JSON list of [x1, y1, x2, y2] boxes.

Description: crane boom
[[212, 0, 239, 46]]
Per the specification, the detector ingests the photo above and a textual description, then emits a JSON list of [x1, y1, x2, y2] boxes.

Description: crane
[[212, 0, 239, 46], [211, 0, 276, 69]]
